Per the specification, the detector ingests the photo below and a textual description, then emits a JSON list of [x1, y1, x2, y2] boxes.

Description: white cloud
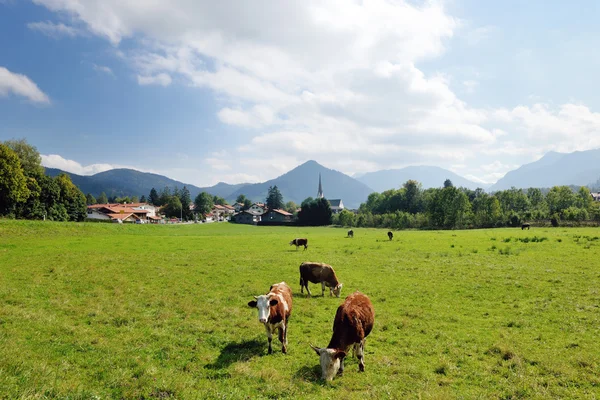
[[137, 73, 172, 86], [92, 64, 114, 76], [41, 154, 117, 175], [0, 66, 50, 104], [30, 1, 600, 185], [27, 20, 82, 38]]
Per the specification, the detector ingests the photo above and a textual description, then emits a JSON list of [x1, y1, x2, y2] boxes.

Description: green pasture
[[0, 220, 599, 399]]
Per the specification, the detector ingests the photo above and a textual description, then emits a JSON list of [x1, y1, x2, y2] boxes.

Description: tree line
[[0, 140, 86, 221], [332, 179, 600, 230]]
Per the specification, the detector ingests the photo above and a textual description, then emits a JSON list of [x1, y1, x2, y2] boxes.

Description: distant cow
[[299, 262, 343, 298], [247, 281, 293, 354], [521, 223, 531, 230], [290, 238, 308, 250], [347, 230, 354, 238], [387, 231, 393, 241], [311, 291, 375, 381]]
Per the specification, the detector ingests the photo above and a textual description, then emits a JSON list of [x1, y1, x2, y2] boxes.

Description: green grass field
[[1, 220, 599, 399]]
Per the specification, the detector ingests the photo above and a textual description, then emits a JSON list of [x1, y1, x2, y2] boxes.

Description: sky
[[1, 0, 600, 187]]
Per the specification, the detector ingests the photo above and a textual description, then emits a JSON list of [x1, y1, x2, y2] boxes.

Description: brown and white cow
[[299, 262, 343, 297], [387, 231, 393, 241], [311, 291, 375, 381], [247, 281, 293, 354], [347, 230, 354, 238], [290, 238, 308, 250]]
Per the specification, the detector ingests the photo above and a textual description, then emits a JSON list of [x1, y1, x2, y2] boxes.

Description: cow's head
[[332, 283, 343, 298], [289, 240, 294, 246], [310, 345, 346, 381], [247, 295, 278, 324]]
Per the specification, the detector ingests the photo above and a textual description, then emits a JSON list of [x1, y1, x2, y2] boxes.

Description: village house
[[328, 199, 345, 214], [261, 209, 293, 223], [87, 203, 161, 223], [232, 209, 262, 224], [248, 202, 267, 214], [591, 192, 600, 202]]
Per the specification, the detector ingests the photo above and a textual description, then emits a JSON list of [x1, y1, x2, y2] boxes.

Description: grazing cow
[[387, 231, 393, 241], [521, 223, 531, 230], [347, 230, 354, 238], [247, 281, 293, 354], [299, 262, 343, 298], [311, 291, 375, 381], [290, 238, 308, 250]]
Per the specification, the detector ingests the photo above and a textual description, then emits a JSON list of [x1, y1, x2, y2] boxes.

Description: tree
[[301, 197, 314, 209], [546, 186, 576, 216], [131, 196, 139, 203], [162, 196, 182, 218], [55, 173, 86, 221], [213, 195, 227, 205], [97, 192, 108, 204], [403, 180, 424, 214], [140, 195, 147, 203], [149, 188, 159, 205], [443, 179, 453, 188], [266, 185, 284, 210], [86, 193, 97, 205], [0, 144, 30, 216], [236, 194, 247, 204], [284, 201, 298, 214], [3, 138, 45, 178], [337, 209, 355, 227], [576, 186, 593, 210], [242, 198, 252, 210], [180, 186, 192, 221], [159, 187, 171, 207], [298, 197, 332, 226], [194, 191, 214, 216], [37, 175, 63, 221]]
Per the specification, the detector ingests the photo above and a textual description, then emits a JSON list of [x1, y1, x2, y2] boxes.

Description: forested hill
[[44, 168, 247, 200]]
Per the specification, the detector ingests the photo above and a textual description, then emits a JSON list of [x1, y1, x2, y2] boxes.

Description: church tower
[[317, 173, 324, 199]]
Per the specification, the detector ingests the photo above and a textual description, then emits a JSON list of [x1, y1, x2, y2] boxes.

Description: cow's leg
[[321, 282, 326, 296], [278, 325, 287, 354], [305, 284, 312, 297], [357, 339, 365, 372], [265, 324, 273, 354]]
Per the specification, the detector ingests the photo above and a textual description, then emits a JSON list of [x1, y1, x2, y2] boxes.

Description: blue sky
[[1, 0, 600, 187]]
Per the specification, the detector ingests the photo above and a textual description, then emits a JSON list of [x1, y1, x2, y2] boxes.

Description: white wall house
[[86, 208, 112, 221], [328, 199, 345, 214], [249, 203, 266, 214]]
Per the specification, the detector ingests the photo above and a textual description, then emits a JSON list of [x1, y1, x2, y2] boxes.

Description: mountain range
[[225, 160, 374, 209], [489, 148, 600, 191], [45, 148, 600, 209], [356, 166, 483, 192], [45, 168, 246, 201]]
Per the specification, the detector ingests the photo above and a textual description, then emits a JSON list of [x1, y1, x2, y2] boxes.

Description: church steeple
[[317, 173, 324, 199]]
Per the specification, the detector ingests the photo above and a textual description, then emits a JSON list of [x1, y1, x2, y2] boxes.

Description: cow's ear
[[269, 299, 279, 306], [334, 350, 346, 360], [310, 344, 322, 355], [248, 300, 257, 308], [337, 283, 343, 289]]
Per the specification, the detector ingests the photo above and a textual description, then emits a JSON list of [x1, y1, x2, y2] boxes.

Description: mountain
[[226, 160, 374, 209], [45, 168, 247, 200], [357, 166, 484, 193], [489, 149, 600, 191]]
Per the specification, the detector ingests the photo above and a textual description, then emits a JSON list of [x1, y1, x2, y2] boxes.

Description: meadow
[[0, 220, 599, 399]]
